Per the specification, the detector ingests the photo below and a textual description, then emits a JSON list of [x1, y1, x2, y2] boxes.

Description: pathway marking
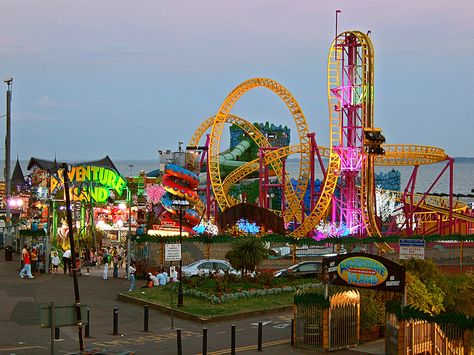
[[92, 330, 199, 348], [198, 339, 290, 355]]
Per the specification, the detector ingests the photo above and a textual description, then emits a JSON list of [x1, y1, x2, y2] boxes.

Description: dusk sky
[[0, 0, 472, 162]]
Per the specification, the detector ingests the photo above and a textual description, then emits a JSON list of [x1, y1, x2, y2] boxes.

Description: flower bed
[[183, 281, 321, 304]]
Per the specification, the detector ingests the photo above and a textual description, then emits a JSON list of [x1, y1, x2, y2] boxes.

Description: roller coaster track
[[418, 204, 474, 223], [207, 78, 311, 221], [189, 114, 304, 221], [190, 32, 452, 241]]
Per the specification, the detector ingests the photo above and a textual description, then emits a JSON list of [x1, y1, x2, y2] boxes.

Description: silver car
[[181, 259, 239, 277]]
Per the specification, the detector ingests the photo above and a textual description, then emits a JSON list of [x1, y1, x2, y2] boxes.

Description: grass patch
[[125, 279, 314, 317]]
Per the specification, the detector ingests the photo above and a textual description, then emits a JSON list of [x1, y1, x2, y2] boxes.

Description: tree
[[225, 237, 268, 275]]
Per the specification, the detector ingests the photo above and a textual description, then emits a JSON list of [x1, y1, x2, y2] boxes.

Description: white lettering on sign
[[165, 244, 181, 261]]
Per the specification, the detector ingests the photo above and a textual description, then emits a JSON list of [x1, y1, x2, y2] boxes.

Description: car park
[[181, 259, 239, 277], [273, 260, 322, 278]]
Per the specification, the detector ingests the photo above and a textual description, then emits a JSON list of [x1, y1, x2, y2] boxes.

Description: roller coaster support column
[[307, 133, 326, 212], [259, 147, 286, 211], [448, 157, 454, 234]]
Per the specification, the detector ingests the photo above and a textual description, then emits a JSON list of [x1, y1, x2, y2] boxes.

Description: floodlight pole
[[172, 199, 189, 307]]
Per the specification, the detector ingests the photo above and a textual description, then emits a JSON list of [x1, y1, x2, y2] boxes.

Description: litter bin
[[5, 246, 13, 261]]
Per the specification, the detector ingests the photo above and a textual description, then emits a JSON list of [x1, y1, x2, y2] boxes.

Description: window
[[215, 262, 230, 270], [198, 262, 214, 270]]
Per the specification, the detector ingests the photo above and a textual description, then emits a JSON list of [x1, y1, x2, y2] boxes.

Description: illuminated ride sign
[[322, 253, 405, 294], [50, 165, 127, 203]]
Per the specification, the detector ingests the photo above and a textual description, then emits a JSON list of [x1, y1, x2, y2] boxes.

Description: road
[[0, 251, 383, 354]]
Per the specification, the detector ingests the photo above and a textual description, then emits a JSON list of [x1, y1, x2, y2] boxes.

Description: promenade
[[0, 251, 383, 354]]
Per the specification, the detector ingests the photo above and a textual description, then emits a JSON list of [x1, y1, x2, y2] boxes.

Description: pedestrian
[[128, 261, 136, 292], [31, 248, 39, 276], [102, 249, 109, 280], [19, 246, 34, 279], [112, 247, 119, 278], [62, 249, 71, 274], [117, 245, 124, 269], [51, 251, 60, 274], [21, 244, 28, 269]]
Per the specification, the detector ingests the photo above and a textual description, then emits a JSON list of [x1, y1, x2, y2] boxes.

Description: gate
[[294, 288, 360, 351], [328, 290, 360, 350]]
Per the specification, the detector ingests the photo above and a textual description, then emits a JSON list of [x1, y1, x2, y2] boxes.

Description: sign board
[[40, 304, 88, 328], [165, 244, 181, 261], [322, 253, 405, 294], [399, 239, 425, 260]]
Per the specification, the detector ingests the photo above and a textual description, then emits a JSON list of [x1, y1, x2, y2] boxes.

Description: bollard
[[85, 309, 90, 338], [177, 329, 182, 355], [231, 324, 236, 355], [144, 305, 149, 332], [113, 307, 119, 335], [54, 327, 60, 340], [290, 319, 295, 346], [258, 321, 263, 351], [202, 328, 208, 355]]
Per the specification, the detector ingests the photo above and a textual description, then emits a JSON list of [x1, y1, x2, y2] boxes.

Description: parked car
[[181, 259, 239, 277], [273, 261, 322, 278]]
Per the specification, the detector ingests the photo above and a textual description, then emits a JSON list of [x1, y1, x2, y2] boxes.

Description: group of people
[[101, 245, 125, 280], [19, 244, 41, 279], [143, 270, 169, 288]]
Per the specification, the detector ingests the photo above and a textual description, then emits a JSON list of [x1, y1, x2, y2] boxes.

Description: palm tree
[[226, 237, 268, 275]]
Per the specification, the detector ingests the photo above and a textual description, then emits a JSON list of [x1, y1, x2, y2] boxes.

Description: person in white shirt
[[51, 251, 60, 274], [149, 273, 160, 286], [128, 262, 136, 291], [62, 249, 72, 274]]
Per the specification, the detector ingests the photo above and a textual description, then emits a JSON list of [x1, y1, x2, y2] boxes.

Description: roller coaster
[[183, 30, 473, 243]]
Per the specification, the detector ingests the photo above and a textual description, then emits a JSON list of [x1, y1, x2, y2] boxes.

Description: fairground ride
[[186, 30, 474, 244]]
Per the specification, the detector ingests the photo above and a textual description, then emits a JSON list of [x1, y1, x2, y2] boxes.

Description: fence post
[[231, 324, 236, 355], [177, 329, 182, 355], [202, 328, 208, 355], [85, 309, 90, 338], [291, 318, 295, 346], [113, 307, 118, 335], [144, 305, 149, 332], [257, 321, 263, 351]]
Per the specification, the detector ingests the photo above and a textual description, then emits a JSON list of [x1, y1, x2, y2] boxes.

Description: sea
[[7, 157, 474, 199]]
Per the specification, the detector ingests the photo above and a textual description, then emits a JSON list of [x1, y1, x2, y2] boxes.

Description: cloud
[[36, 96, 58, 108]]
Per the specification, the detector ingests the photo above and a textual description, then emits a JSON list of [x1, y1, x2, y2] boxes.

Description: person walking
[[30, 248, 39, 276], [112, 247, 119, 278], [62, 249, 71, 274], [51, 251, 60, 274], [21, 244, 28, 269], [19, 246, 34, 279], [128, 262, 136, 291], [102, 249, 109, 280]]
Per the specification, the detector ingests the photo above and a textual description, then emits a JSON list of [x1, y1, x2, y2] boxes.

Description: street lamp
[[3, 78, 12, 251], [172, 198, 190, 307]]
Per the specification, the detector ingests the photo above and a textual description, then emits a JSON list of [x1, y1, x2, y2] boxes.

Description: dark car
[[273, 261, 322, 278]]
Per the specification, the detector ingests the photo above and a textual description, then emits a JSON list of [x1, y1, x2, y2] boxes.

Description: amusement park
[[1, 7, 474, 355]]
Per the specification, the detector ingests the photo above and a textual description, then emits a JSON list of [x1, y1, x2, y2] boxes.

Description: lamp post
[[4, 78, 12, 250], [126, 187, 132, 280], [172, 199, 190, 307]]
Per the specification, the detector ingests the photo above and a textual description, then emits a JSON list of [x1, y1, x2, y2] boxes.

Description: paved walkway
[[0, 251, 385, 354]]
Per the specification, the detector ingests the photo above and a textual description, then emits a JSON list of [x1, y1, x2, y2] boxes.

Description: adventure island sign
[[50, 165, 127, 203], [322, 253, 405, 293]]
